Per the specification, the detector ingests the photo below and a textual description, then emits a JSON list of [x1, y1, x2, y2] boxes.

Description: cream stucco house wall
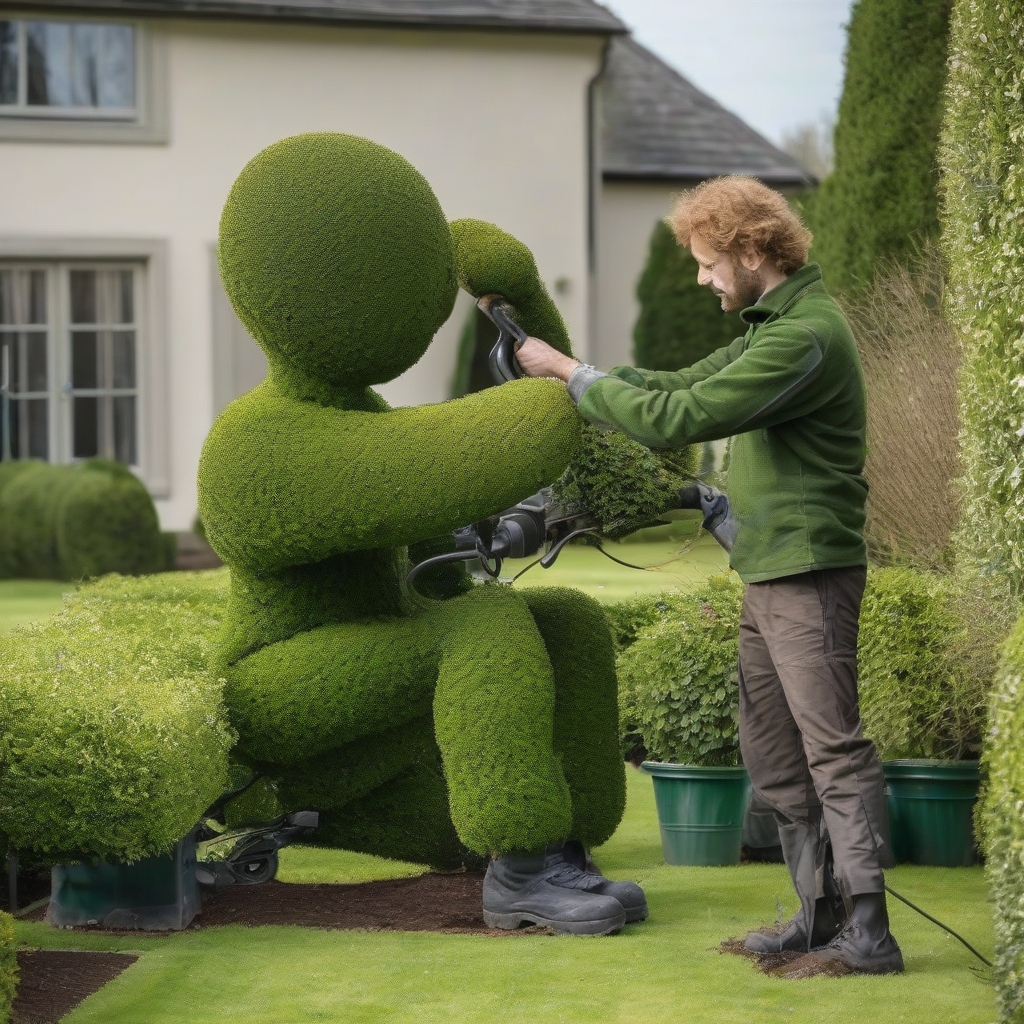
[[0, 0, 806, 532]]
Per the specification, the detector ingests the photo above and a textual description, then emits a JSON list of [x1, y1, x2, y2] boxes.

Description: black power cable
[[884, 883, 992, 968]]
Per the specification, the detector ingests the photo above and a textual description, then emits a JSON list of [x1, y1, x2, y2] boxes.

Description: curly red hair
[[669, 176, 812, 275]]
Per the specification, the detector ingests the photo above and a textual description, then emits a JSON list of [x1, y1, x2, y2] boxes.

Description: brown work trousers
[[738, 566, 892, 897]]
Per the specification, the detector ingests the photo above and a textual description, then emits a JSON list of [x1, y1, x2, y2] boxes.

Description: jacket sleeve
[[605, 335, 748, 394], [577, 324, 826, 448]]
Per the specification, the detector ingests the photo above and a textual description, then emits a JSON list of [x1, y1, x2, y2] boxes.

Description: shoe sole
[[482, 908, 625, 936], [625, 905, 649, 924]]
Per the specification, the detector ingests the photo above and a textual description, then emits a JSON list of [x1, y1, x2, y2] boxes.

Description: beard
[[716, 265, 766, 312]]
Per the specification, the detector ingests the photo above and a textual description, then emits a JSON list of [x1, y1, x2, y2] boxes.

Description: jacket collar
[[739, 263, 823, 326]]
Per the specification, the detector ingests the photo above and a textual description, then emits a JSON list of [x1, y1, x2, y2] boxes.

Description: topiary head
[[218, 133, 458, 388]]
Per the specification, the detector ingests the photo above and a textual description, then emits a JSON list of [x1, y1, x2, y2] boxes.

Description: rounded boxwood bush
[[617, 575, 744, 766], [0, 570, 233, 863], [0, 459, 169, 581]]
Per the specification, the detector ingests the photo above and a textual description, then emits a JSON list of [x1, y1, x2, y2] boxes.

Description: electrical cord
[[884, 883, 992, 968]]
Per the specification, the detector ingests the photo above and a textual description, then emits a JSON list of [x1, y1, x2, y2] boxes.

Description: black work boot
[[743, 895, 844, 953], [548, 841, 648, 924], [812, 892, 904, 974], [482, 851, 626, 936]]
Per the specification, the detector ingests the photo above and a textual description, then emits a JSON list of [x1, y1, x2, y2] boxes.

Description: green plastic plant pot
[[640, 762, 750, 866], [883, 760, 980, 867]]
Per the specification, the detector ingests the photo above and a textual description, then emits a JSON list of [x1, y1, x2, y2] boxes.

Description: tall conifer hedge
[[940, 0, 1024, 597], [632, 219, 739, 371], [809, 0, 953, 293]]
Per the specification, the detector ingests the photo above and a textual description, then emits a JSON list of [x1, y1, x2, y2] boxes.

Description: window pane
[[22, 398, 48, 460], [116, 269, 133, 323], [112, 395, 136, 464], [72, 331, 98, 389], [1, 336, 19, 394], [70, 270, 96, 324], [0, 22, 17, 105], [112, 330, 135, 388], [26, 331, 47, 392], [73, 395, 98, 458], [0, 269, 46, 326], [28, 271, 46, 324], [27, 22, 73, 107], [73, 24, 134, 109]]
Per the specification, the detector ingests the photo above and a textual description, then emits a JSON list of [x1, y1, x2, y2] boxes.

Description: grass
[[0, 579, 71, 634], [14, 770, 995, 1024]]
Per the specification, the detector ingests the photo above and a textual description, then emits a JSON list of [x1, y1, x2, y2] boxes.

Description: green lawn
[[15, 770, 995, 1024], [0, 579, 72, 634]]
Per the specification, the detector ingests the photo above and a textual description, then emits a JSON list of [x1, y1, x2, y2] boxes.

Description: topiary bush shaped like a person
[[199, 134, 638, 930]]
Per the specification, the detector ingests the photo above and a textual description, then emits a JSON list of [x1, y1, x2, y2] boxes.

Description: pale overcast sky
[[599, 0, 857, 145]]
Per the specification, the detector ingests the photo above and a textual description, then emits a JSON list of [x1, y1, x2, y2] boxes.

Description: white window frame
[[0, 238, 170, 497], [0, 14, 167, 144]]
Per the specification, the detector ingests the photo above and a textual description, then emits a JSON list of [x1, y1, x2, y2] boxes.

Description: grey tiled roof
[[13, 0, 626, 33], [602, 36, 811, 184]]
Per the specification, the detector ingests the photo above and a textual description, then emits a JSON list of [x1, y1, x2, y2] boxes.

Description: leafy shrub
[[0, 459, 170, 581], [940, 0, 1024, 599], [982, 611, 1024, 1022], [843, 248, 960, 569], [0, 570, 234, 863], [617, 575, 744, 766], [0, 911, 14, 1024], [632, 219, 740, 371], [806, 0, 952, 294], [552, 424, 700, 540], [857, 566, 1008, 760]]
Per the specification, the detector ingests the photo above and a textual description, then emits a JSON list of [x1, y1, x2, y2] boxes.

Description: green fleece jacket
[[575, 263, 867, 583]]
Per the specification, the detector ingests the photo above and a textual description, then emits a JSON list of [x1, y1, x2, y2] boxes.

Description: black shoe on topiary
[[482, 851, 627, 936], [743, 896, 845, 954], [810, 893, 904, 975], [550, 840, 649, 924]]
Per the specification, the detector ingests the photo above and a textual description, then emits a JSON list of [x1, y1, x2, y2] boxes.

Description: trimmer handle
[[477, 295, 528, 384]]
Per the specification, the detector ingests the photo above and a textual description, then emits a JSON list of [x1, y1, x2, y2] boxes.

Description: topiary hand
[[449, 218, 573, 355]]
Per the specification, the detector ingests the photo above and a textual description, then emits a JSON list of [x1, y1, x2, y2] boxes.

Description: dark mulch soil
[[12, 950, 138, 1024], [24, 872, 552, 937], [720, 938, 853, 980]]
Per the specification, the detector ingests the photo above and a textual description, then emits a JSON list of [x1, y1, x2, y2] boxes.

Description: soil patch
[[12, 950, 137, 1024], [25, 873, 553, 937], [720, 938, 853, 980]]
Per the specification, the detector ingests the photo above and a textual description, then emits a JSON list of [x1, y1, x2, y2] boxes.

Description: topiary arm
[[198, 378, 581, 570], [450, 219, 573, 356]]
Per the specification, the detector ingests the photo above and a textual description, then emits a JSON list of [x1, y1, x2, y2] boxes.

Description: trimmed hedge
[[633, 219, 740, 371], [856, 566, 1001, 761], [983, 611, 1024, 1022], [940, 0, 1024, 598], [200, 134, 625, 862], [552, 424, 700, 540], [0, 911, 14, 1024], [0, 570, 233, 863], [0, 459, 170, 581], [807, 0, 952, 294], [616, 576, 744, 766]]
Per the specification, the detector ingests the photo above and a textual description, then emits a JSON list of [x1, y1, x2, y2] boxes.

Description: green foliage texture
[[632, 219, 740, 370], [552, 425, 700, 540], [0, 911, 13, 1024], [856, 567, 997, 760], [0, 459, 169, 581], [940, 0, 1024, 598], [0, 571, 233, 863], [982, 611, 1024, 1022], [807, 0, 953, 293], [199, 134, 625, 862], [617, 576, 744, 767]]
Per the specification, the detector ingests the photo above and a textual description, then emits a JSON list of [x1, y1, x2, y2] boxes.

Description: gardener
[[514, 175, 903, 976]]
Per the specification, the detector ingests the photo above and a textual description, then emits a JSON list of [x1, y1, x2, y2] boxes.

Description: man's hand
[[517, 337, 580, 382]]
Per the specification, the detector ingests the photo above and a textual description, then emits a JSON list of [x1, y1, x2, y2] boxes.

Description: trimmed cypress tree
[[940, 0, 1024, 599], [808, 0, 953, 294], [632, 219, 740, 371]]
